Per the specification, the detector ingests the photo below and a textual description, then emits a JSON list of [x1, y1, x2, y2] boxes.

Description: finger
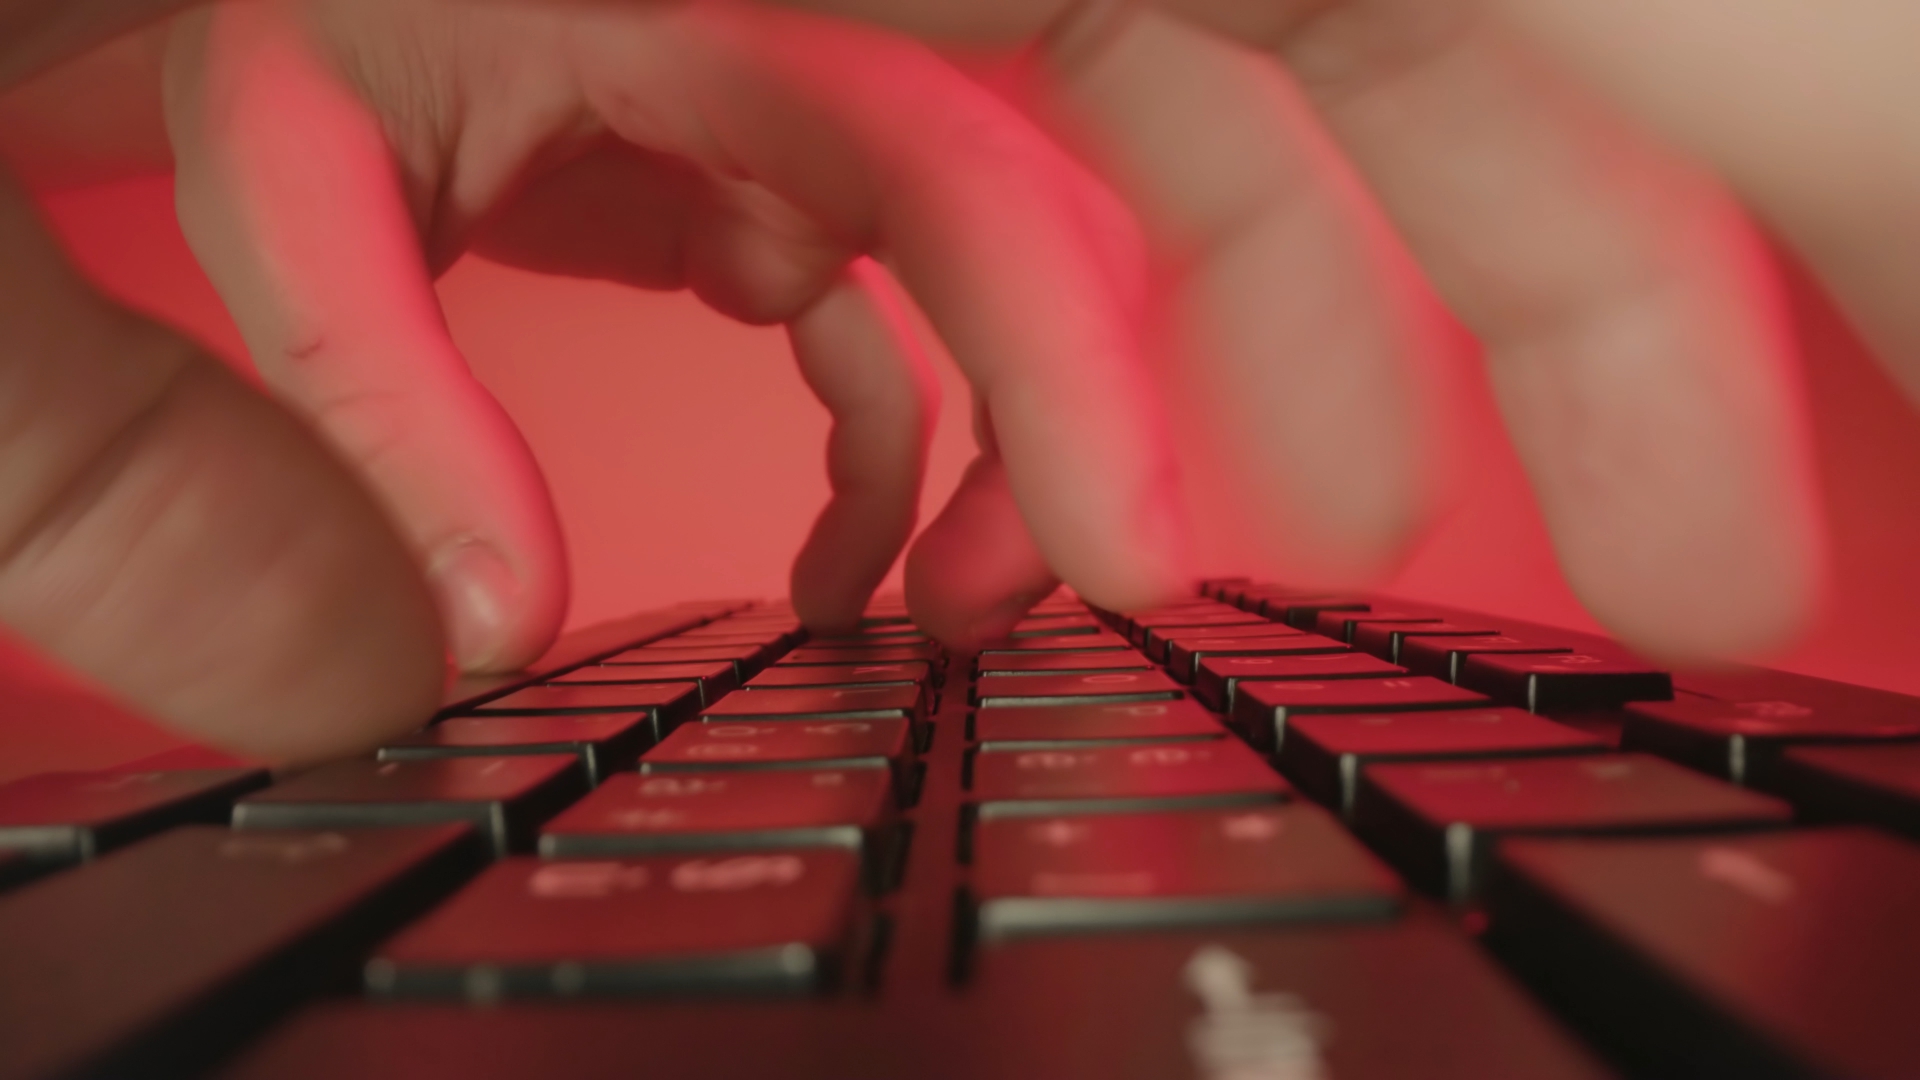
[[1166, 0, 1823, 661], [164, 3, 568, 672], [0, 169, 443, 762], [568, 4, 1191, 614], [788, 258, 941, 631], [1040, 9, 1453, 580], [905, 450, 1060, 648]]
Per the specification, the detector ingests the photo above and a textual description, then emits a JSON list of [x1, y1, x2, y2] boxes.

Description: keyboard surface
[[3, 584, 1919, 1079]]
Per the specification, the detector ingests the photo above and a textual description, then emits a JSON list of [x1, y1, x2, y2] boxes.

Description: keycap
[[975, 650, 1153, 675], [546, 661, 738, 705], [1011, 614, 1103, 636], [1164, 633, 1340, 684], [973, 670, 1183, 708], [1126, 611, 1268, 648], [1312, 609, 1444, 643], [1232, 677, 1491, 753], [968, 923, 1613, 1080], [648, 632, 787, 649], [379, 714, 652, 785], [0, 851, 27, 891], [809, 629, 930, 646], [781, 643, 941, 666], [0, 768, 266, 874], [469, 681, 701, 738], [640, 719, 913, 793], [0, 824, 483, 1080], [1398, 634, 1572, 681], [1774, 742, 1920, 837], [540, 770, 894, 864], [1622, 696, 1920, 786], [1193, 651, 1405, 712], [676, 618, 800, 642], [1485, 829, 1920, 1080], [701, 684, 924, 726], [971, 740, 1287, 818], [1353, 753, 1792, 902], [972, 700, 1225, 749], [978, 632, 1133, 653], [233, 757, 588, 856], [1278, 708, 1608, 815], [1143, 622, 1309, 664], [746, 661, 930, 689], [1351, 621, 1503, 663], [970, 805, 1401, 939], [365, 850, 864, 1000], [601, 643, 769, 678], [1460, 652, 1673, 712], [1257, 598, 1370, 629]]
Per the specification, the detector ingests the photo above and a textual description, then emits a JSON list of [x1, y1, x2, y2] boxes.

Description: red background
[[3, 173, 1916, 782]]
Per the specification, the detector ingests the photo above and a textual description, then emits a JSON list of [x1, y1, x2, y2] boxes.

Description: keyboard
[[4, 582, 1920, 1079]]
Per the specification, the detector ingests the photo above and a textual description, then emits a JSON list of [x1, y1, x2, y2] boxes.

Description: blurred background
[[4, 171, 1916, 781]]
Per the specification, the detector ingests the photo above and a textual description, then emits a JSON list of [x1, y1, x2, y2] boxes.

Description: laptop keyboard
[[4, 582, 1920, 1078]]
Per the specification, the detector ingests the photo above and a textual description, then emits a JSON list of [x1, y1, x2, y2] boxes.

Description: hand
[[708, 0, 1840, 663], [161, 0, 1198, 697]]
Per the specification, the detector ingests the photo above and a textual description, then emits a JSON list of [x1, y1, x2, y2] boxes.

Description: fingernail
[[428, 539, 520, 671]]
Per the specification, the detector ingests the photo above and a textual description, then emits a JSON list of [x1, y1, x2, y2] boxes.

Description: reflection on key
[[1459, 652, 1672, 712], [1486, 829, 1920, 1080], [969, 925, 1612, 1079], [233, 756, 587, 856], [379, 714, 653, 785], [1623, 696, 1920, 787], [971, 805, 1401, 939], [540, 769, 895, 865], [1230, 678, 1489, 753], [1277, 708, 1607, 815], [0, 768, 267, 876], [365, 850, 864, 1000], [1193, 651, 1405, 712], [1354, 753, 1792, 903], [973, 671, 1183, 708], [702, 684, 924, 725], [972, 700, 1225, 749], [971, 740, 1288, 818], [641, 719, 913, 797]]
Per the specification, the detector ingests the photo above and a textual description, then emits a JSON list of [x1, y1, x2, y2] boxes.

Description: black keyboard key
[[978, 632, 1133, 653], [1011, 614, 1103, 636], [971, 740, 1286, 818], [745, 661, 930, 689], [233, 757, 587, 856], [781, 643, 941, 666], [0, 768, 266, 873], [677, 618, 801, 643], [809, 629, 931, 647], [970, 923, 1612, 1080], [1775, 742, 1920, 837], [1312, 609, 1444, 643], [0, 824, 481, 1080], [1622, 696, 1920, 786], [1232, 676, 1491, 753], [641, 719, 912, 792], [1278, 708, 1608, 814], [701, 684, 924, 725], [1194, 651, 1406, 712], [1352, 621, 1502, 663], [971, 805, 1400, 938], [1126, 611, 1268, 648], [1165, 632, 1342, 684], [972, 700, 1225, 749], [379, 714, 652, 785], [602, 643, 771, 678], [1486, 828, 1920, 1080], [973, 670, 1183, 708], [1399, 634, 1572, 681], [365, 850, 863, 1000], [651, 632, 788, 649], [1460, 652, 1673, 712], [547, 661, 738, 705], [976, 650, 1153, 675], [1258, 598, 1371, 629], [1354, 753, 1792, 902], [471, 682, 701, 735], [540, 769, 894, 863]]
